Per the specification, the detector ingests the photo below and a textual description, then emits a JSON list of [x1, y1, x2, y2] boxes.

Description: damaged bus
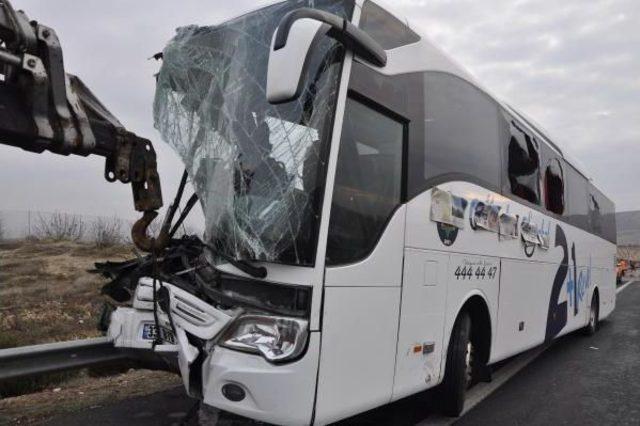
[[101, 0, 617, 424]]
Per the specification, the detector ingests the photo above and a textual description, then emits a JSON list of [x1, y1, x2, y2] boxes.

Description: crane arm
[[0, 1, 165, 252]]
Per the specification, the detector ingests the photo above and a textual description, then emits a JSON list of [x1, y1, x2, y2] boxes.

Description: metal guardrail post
[[0, 337, 128, 381]]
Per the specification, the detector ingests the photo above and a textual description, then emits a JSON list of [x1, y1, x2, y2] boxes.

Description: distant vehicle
[[617, 260, 630, 284], [97, 0, 616, 424]]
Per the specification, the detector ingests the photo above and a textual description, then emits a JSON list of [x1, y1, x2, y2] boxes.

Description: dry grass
[[0, 240, 134, 347], [0, 240, 182, 423]]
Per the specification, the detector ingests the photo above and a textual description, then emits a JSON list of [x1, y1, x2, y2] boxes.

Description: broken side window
[[507, 119, 541, 205]]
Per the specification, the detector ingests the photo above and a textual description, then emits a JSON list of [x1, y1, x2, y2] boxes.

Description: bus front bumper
[[202, 333, 321, 426], [107, 279, 320, 426]]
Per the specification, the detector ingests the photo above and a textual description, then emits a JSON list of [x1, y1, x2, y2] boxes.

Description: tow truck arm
[[0, 1, 166, 252]]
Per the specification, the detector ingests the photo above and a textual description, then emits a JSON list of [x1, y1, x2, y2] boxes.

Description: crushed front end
[[99, 237, 318, 424]]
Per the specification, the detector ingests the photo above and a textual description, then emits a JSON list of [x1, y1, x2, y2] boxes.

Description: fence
[[0, 209, 202, 243]]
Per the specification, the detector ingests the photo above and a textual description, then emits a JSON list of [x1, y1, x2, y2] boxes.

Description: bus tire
[[441, 311, 472, 417], [584, 291, 599, 336]]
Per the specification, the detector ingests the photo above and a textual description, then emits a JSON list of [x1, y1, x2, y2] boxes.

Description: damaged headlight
[[220, 315, 308, 362]]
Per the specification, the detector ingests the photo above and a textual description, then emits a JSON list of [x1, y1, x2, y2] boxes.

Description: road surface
[[46, 281, 639, 425], [456, 280, 640, 426]]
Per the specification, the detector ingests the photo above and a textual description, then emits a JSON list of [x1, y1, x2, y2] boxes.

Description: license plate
[[142, 323, 176, 344]]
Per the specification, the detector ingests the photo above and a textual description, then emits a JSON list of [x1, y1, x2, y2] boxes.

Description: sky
[[0, 0, 638, 220]]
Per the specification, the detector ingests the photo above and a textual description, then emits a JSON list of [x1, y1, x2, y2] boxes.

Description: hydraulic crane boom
[[0, 0, 166, 252]]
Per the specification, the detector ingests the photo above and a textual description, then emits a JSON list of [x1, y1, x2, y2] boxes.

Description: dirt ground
[[0, 240, 182, 424], [0, 240, 134, 348], [0, 369, 181, 425]]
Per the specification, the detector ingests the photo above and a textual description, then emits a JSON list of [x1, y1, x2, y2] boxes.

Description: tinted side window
[[348, 63, 425, 200], [326, 96, 404, 265], [506, 119, 541, 205], [359, 0, 420, 50], [424, 73, 504, 190], [589, 184, 616, 243], [565, 164, 589, 230], [588, 193, 602, 235]]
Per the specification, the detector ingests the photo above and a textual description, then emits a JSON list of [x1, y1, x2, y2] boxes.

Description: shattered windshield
[[154, 1, 354, 266]]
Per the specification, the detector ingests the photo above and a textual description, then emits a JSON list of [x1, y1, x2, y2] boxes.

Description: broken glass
[[153, 1, 354, 266], [507, 120, 541, 205]]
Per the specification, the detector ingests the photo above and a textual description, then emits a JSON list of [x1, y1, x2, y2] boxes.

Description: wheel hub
[[465, 341, 474, 387]]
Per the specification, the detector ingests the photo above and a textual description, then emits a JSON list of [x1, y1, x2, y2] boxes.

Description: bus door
[[316, 93, 407, 422]]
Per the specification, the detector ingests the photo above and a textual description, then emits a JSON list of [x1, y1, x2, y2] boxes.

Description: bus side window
[[545, 158, 565, 215], [589, 192, 603, 235], [326, 96, 404, 266], [588, 184, 616, 243], [507, 120, 541, 205], [423, 73, 503, 191], [565, 165, 589, 230]]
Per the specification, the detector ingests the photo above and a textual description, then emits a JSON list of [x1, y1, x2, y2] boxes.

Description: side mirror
[[267, 8, 387, 104]]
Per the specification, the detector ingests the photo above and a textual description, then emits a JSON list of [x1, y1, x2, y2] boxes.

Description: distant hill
[[617, 210, 640, 246]]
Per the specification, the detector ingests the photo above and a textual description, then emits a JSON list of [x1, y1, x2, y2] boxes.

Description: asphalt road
[[46, 282, 640, 426], [456, 280, 640, 426]]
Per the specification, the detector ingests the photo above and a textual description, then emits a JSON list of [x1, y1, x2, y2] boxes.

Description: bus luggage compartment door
[[392, 249, 450, 400]]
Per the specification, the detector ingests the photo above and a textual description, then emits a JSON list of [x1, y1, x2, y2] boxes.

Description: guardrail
[[0, 337, 128, 381]]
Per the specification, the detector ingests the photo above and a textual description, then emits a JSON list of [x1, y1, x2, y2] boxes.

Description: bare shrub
[[34, 212, 85, 241], [90, 217, 123, 248]]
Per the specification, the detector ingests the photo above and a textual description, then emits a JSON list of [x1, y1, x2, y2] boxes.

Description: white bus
[[104, 0, 617, 424]]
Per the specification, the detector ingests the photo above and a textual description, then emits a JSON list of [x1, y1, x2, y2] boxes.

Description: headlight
[[219, 315, 308, 362]]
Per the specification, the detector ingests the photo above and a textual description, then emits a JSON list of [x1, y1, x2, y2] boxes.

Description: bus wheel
[[584, 292, 599, 336], [441, 311, 472, 417]]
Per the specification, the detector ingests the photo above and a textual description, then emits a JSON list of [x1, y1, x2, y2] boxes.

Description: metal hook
[[131, 210, 170, 253]]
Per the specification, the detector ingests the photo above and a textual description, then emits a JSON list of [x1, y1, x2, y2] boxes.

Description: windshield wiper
[[204, 243, 267, 279], [159, 170, 266, 279]]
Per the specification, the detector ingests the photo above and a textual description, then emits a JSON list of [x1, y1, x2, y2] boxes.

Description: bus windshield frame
[[154, 0, 355, 267]]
